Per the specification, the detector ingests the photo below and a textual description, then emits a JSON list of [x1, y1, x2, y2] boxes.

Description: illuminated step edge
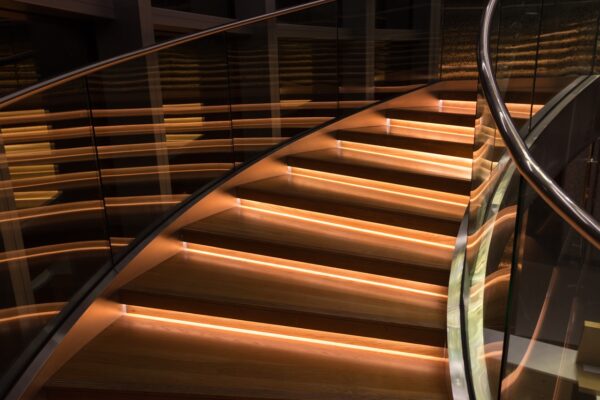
[[238, 199, 456, 250], [289, 167, 468, 220], [182, 242, 448, 299], [386, 118, 475, 145], [339, 140, 472, 181], [124, 305, 447, 362]]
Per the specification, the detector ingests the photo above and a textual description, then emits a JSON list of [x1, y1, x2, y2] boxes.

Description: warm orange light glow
[[111, 237, 133, 247], [484, 350, 503, 359], [101, 163, 230, 179], [439, 100, 544, 119], [0, 109, 87, 125], [0, 302, 65, 325], [0, 109, 47, 118], [435, 99, 475, 113], [239, 200, 455, 250], [501, 270, 559, 391], [291, 167, 468, 209], [184, 243, 447, 299], [8, 164, 55, 178], [387, 118, 474, 143], [105, 195, 187, 208], [13, 190, 59, 204], [340, 141, 472, 180], [96, 121, 205, 135], [3, 138, 58, 187], [0, 101, 361, 130], [97, 140, 232, 158], [0, 172, 97, 192], [0, 163, 229, 193], [162, 103, 204, 113], [231, 117, 331, 129], [466, 207, 517, 253], [0, 201, 103, 223], [233, 137, 287, 149], [5, 146, 94, 164], [483, 270, 511, 290], [90, 101, 367, 118], [279, 99, 311, 105], [0, 241, 109, 264], [0, 310, 60, 324], [125, 307, 446, 362], [2, 125, 49, 134]]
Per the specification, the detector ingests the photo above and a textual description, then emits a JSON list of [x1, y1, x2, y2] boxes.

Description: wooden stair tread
[[181, 206, 453, 285], [336, 125, 474, 158], [385, 107, 475, 127], [46, 309, 449, 400], [236, 174, 461, 236], [120, 251, 447, 339], [287, 148, 471, 195], [37, 83, 482, 400]]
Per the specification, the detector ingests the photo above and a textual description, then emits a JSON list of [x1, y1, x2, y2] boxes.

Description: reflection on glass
[[87, 34, 233, 258], [459, 0, 600, 397], [464, 3, 543, 395], [227, 3, 338, 163], [460, 0, 600, 398], [0, 18, 38, 98], [532, 0, 600, 106], [501, 138, 600, 399], [440, 1, 482, 80], [0, 1, 446, 396], [374, 1, 441, 94], [0, 79, 111, 389]]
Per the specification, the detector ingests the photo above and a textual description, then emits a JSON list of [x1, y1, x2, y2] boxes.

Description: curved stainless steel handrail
[[0, 0, 334, 110], [478, 0, 600, 250]]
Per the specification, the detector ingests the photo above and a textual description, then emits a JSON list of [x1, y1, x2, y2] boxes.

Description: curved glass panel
[[0, 1, 443, 396], [501, 142, 600, 399], [458, 0, 600, 398], [0, 78, 111, 392], [462, 2, 543, 397], [86, 33, 233, 259]]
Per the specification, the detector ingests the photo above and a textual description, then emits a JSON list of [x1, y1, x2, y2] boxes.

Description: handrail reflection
[[478, 0, 600, 250]]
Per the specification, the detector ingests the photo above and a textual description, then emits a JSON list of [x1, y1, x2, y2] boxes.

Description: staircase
[[26, 82, 476, 400], [1, 77, 551, 400]]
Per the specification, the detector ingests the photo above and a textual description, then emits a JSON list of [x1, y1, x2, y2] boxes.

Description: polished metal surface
[[478, 0, 600, 250], [0, 0, 334, 111], [446, 214, 471, 400]]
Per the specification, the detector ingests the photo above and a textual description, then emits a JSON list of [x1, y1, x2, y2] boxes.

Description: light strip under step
[[290, 167, 468, 220], [125, 305, 447, 362], [183, 242, 447, 299], [339, 141, 472, 181], [386, 118, 475, 144], [238, 199, 456, 251]]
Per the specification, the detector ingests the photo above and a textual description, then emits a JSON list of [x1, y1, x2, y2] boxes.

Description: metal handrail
[[0, 0, 334, 111], [478, 0, 600, 250]]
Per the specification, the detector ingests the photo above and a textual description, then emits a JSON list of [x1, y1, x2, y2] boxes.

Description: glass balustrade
[[0, 1, 443, 396], [456, 0, 600, 399], [502, 137, 600, 400]]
